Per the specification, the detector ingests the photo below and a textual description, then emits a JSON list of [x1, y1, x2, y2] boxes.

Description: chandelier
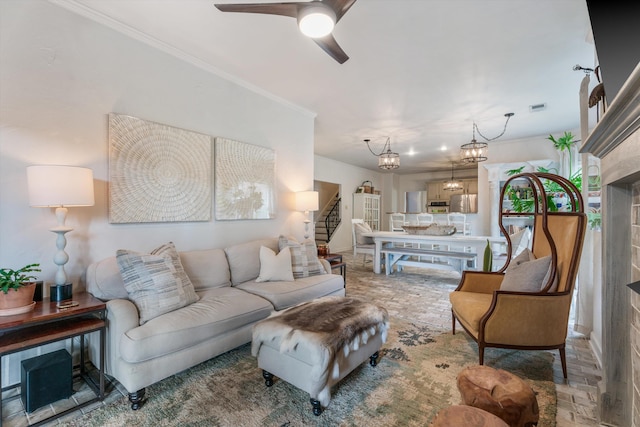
[[443, 162, 463, 191], [365, 137, 400, 170], [461, 113, 514, 163]]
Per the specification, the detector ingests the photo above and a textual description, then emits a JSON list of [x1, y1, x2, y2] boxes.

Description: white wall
[[314, 155, 382, 252], [0, 0, 315, 293]]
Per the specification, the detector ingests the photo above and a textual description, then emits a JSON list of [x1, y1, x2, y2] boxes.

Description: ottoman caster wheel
[[262, 370, 274, 387], [369, 351, 379, 366], [310, 398, 323, 416]]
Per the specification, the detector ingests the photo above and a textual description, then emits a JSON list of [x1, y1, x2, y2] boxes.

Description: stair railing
[[324, 197, 341, 241]]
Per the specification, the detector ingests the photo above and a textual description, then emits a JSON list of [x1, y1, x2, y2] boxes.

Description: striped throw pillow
[[278, 235, 325, 279]]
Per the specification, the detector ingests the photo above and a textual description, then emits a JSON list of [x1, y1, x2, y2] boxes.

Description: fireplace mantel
[[581, 62, 640, 159]]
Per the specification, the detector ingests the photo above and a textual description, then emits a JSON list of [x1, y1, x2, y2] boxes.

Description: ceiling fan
[[213, 0, 357, 64]]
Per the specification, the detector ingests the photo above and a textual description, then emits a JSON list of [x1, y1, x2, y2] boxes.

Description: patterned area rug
[[64, 255, 557, 426]]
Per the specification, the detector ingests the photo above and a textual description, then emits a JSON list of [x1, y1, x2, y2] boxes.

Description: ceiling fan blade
[[314, 34, 349, 64], [214, 2, 301, 18], [323, 0, 358, 22]]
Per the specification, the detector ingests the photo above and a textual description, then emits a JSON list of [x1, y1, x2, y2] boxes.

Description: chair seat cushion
[[449, 291, 493, 337]]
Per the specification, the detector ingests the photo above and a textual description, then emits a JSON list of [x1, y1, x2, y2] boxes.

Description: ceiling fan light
[[298, 5, 336, 38]]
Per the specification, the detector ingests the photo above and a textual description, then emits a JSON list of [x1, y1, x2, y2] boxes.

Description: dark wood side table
[[319, 254, 346, 282], [0, 292, 106, 426]]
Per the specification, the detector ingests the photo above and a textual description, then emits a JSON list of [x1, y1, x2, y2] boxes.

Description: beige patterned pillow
[[151, 242, 199, 305], [278, 235, 325, 279], [116, 242, 199, 325]]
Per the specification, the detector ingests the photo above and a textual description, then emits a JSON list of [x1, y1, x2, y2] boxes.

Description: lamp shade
[[27, 165, 95, 207], [295, 191, 319, 212]]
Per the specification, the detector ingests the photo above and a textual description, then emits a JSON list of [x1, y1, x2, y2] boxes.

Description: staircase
[[315, 193, 341, 244]]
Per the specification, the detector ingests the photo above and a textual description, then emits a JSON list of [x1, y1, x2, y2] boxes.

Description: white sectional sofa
[[85, 237, 345, 409]]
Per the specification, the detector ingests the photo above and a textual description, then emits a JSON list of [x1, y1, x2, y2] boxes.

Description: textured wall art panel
[[214, 137, 276, 220], [109, 113, 212, 223]]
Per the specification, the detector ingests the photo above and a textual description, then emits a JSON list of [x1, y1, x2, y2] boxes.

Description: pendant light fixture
[[461, 113, 514, 163], [443, 162, 463, 191], [365, 137, 400, 170]]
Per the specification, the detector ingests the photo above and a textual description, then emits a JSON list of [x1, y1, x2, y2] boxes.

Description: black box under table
[[21, 349, 73, 413]]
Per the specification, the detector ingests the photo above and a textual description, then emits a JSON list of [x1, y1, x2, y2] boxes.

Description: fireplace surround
[[581, 63, 640, 427]]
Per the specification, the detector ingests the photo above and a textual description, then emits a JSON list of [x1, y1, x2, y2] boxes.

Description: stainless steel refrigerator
[[404, 191, 428, 213], [449, 194, 478, 213]]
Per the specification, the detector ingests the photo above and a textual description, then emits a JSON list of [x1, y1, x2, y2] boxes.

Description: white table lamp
[[295, 191, 319, 240], [27, 165, 95, 286]]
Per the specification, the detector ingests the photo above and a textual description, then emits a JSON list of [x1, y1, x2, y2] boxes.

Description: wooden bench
[[381, 247, 477, 274]]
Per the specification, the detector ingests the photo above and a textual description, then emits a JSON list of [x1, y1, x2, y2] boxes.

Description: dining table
[[361, 231, 506, 274]]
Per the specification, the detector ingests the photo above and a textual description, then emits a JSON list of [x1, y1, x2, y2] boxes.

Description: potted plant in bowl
[[0, 263, 41, 315]]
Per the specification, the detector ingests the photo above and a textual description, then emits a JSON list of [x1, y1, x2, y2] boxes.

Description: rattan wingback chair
[[449, 172, 586, 378]]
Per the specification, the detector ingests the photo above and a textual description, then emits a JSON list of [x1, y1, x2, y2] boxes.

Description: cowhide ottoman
[[456, 365, 539, 427], [251, 296, 389, 416]]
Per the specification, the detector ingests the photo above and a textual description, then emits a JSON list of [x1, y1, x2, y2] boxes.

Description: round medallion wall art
[[108, 113, 212, 223]]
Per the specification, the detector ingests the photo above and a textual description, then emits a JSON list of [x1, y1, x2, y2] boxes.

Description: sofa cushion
[[235, 273, 345, 310], [278, 235, 325, 279], [116, 243, 199, 325], [119, 287, 273, 363], [179, 248, 231, 291], [225, 238, 279, 286], [256, 246, 294, 282]]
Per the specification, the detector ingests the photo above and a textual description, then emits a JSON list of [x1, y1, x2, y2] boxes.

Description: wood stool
[[430, 405, 509, 427], [457, 365, 539, 427]]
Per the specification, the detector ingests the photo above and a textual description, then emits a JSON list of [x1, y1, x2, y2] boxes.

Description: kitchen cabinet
[[353, 193, 381, 230]]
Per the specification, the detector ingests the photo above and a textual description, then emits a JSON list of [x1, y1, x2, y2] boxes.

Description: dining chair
[[351, 218, 376, 266], [389, 213, 406, 232], [416, 213, 434, 225]]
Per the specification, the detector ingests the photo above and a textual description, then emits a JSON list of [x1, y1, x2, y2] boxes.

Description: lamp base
[[50, 283, 73, 302]]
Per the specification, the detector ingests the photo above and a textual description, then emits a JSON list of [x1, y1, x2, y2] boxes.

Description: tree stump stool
[[430, 405, 509, 427], [457, 365, 539, 427]]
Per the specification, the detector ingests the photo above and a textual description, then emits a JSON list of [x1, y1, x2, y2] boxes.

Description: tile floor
[[1, 251, 605, 426]]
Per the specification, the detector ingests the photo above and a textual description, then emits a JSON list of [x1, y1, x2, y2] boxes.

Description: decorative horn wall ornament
[[213, 0, 358, 64], [460, 112, 514, 163], [365, 137, 400, 170]]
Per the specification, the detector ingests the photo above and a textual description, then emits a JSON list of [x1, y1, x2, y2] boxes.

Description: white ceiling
[[56, 0, 596, 174]]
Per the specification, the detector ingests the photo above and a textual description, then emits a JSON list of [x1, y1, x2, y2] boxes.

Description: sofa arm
[[88, 298, 139, 378]]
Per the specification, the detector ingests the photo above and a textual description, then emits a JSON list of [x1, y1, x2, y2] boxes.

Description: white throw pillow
[[256, 246, 294, 282]]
